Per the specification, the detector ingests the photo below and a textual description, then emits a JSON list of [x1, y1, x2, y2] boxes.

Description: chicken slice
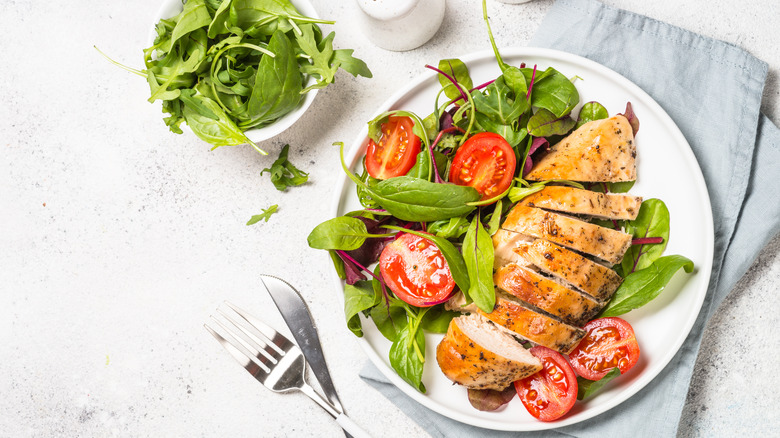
[[501, 205, 633, 264], [494, 263, 602, 326], [478, 291, 586, 354], [436, 313, 542, 390], [513, 239, 623, 302], [519, 185, 643, 220], [492, 228, 533, 269], [525, 115, 636, 182]]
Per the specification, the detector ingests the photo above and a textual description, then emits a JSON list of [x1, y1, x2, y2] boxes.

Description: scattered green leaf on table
[[261, 144, 309, 191], [246, 204, 278, 225]]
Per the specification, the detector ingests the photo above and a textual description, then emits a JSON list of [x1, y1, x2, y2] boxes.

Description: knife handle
[[336, 413, 371, 438]]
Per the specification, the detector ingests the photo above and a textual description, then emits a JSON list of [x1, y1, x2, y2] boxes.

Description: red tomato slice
[[378, 233, 455, 307], [568, 317, 641, 381], [514, 346, 578, 422], [365, 116, 421, 180], [449, 132, 516, 201]]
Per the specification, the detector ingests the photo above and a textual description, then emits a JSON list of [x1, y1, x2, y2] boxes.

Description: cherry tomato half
[[379, 233, 455, 307], [449, 132, 516, 201], [568, 317, 641, 381], [514, 346, 578, 422], [365, 116, 422, 180]]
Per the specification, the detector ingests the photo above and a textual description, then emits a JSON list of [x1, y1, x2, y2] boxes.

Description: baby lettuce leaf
[[621, 199, 670, 275], [576, 101, 609, 129], [577, 368, 621, 400], [389, 322, 427, 393], [181, 93, 251, 147], [525, 67, 579, 117], [471, 77, 527, 125], [462, 213, 496, 313], [600, 255, 694, 317], [343, 280, 380, 337], [437, 58, 473, 101]]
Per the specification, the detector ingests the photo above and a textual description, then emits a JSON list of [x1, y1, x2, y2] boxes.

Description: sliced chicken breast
[[436, 313, 542, 390], [494, 263, 602, 326], [519, 186, 643, 220], [478, 292, 586, 354], [492, 228, 533, 269], [513, 239, 623, 301], [525, 115, 636, 182], [501, 205, 633, 264]]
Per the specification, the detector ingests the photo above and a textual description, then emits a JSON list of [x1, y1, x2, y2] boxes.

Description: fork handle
[[299, 384, 371, 438]]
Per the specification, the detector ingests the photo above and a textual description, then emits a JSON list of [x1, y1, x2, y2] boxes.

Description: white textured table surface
[[1, 0, 778, 437]]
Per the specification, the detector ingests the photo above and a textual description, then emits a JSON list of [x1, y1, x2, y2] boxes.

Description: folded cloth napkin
[[360, 0, 780, 436]]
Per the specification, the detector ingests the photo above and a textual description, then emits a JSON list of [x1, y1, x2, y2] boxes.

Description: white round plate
[[148, 0, 319, 143], [330, 47, 714, 431]]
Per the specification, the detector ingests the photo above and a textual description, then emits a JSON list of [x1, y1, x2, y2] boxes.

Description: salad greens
[[246, 204, 278, 224], [262, 144, 309, 191], [101, 0, 371, 154], [308, 0, 694, 397]]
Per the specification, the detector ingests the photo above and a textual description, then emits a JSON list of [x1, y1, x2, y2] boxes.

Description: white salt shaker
[[355, 0, 446, 52]]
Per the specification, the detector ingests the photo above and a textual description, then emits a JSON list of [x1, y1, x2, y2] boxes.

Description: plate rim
[[328, 46, 715, 431]]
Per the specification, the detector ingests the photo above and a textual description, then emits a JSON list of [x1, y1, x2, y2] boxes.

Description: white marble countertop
[[1, 0, 777, 436]]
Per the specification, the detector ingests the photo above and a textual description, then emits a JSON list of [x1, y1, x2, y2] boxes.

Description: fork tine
[[204, 322, 272, 379], [216, 308, 280, 364], [206, 317, 276, 373], [224, 301, 290, 354]]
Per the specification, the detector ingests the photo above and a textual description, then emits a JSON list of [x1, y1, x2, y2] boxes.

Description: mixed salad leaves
[[307, 0, 694, 421], [100, 0, 371, 154]]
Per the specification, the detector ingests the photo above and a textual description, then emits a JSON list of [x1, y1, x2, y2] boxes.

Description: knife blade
[[260, 275, 345, 415]]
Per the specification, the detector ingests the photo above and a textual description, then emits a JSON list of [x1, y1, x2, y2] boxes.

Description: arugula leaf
[[600, 255, 694, 317], [577, 368, 621, 400], [261, 144, 309, 190], [344, 281, 380, 337], [246, 204, 279, 225], [462, 213, 496, 313], [332, 49, 372, 78]]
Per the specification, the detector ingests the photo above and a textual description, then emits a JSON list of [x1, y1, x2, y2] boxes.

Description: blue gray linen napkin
[[359, 0, 780, 436]]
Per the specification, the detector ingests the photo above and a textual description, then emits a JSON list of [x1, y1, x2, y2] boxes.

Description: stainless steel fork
[[205, 302, 370, 438]]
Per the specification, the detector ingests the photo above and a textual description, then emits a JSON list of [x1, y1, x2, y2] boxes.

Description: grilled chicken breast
[[519, 186, 643, 221], [492, 228, 533, 269], [494, 263, 602, 326], [525, 115, 636, 182], [436, 313, 542, 390], [513, 239, 623, 301], [501, 205, 633, 264], [478, 292, 586, 354]]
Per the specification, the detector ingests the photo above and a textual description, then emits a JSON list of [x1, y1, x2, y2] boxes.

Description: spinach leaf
[[437, 59, 473, 100], [181, 93, 252, 147], [620, 199, 670, 275], [419, 305, 457, 333], [577, 368, 621, 400], [246, 204, 279, 224], [389, 322, 426, 393], [471, 77, 527, 125], [328, 250, 346, 280], [462, 213, 496, 313], [261, 144, 309, 190], [502, 66, 528, 100], [600, 255, 694, 317], [576, 101, 609, 129], [428, 216, 470, 239], [370, 296, 409, 342], [344, 281, 380, 337], [485, 198, 504, 236], [475, 113, 527, 147], [307, 216, 392, 250], [169, 0, 211, 48], [525, 67, 579, 117], [383, 226, 471, 295], [245, 30, 303, 127], [369, 176, 480, 222], [527, 108, 576, 137]]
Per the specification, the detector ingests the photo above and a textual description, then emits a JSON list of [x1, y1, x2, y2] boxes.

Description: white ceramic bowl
[[147, 0, 320, 144]]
